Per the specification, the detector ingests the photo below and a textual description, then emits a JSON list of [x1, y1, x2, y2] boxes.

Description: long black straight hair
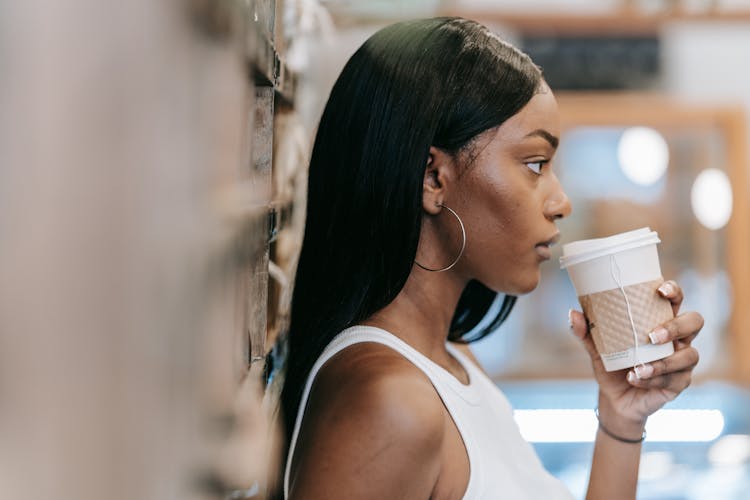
[[278, 16, 541, 484]]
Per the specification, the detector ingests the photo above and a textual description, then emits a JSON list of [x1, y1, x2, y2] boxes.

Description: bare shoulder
[[287, 342, 445, 499], [313, 342, 445, 428]]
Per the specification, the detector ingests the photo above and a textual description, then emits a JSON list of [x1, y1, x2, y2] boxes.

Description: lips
[[535, 232, 561, 260], [535, 244, 552, 260]]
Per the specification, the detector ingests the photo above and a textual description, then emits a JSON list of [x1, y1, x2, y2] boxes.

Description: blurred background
[[2, 0, 749, 499]]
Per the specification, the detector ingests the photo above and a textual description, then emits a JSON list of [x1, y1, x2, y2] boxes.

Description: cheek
[[474, 189, 530, 246], [458, 179, 543, 292], [462, 184, 529, 262]]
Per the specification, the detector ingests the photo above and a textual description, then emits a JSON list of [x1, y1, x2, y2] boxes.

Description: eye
[[525, 160, 548, 175]]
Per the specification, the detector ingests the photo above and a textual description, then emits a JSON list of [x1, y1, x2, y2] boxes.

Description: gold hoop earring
[[414, 203, 466, 273]]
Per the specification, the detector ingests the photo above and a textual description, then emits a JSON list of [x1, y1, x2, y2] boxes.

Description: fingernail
[[627, 371, 637, 383], [568, 309, 573, 329], [658, 282, 674, 296], [649, 327, 669, 344], [634, 364, 654, 379]]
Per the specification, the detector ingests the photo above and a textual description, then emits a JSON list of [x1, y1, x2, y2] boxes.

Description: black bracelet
[[594, 407, 646, 444]]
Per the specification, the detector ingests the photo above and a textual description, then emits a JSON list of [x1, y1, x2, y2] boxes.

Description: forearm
[[586, 396, 646, 500]]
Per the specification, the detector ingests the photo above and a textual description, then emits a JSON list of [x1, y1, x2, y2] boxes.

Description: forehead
[[493, 90, 560, 146]]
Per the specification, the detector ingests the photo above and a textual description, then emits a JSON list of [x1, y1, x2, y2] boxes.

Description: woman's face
[[452, 86, 571, 295]]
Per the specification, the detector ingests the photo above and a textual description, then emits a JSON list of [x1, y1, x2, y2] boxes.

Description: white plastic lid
[[559, 227, 661, 269]]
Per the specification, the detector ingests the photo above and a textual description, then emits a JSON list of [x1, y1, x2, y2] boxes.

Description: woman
[[278, 17, 703, 499]]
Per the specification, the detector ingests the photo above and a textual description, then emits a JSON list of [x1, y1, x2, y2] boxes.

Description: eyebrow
[[525, 129, 559, 149]]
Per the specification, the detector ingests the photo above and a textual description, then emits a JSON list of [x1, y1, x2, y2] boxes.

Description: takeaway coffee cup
[[559, 228, 674, 372]]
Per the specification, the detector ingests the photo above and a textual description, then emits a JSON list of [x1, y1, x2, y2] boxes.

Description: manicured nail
[[627, 371, 637, 383], [649, 327, 669, 344], [634, 364, 654, 379], [658, 282, 674, 296], [568, 309, 573, 329]]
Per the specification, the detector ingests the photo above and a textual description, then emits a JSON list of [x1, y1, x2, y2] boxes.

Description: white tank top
[[284, 325, 574, 499]]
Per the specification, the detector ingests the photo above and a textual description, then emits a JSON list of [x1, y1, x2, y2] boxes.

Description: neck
[[362, 266, 468, 358]]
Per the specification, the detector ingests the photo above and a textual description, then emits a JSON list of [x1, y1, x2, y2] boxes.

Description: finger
[[569, 309, 599, 361], [674, 339, 693, 351], [627, 347, 699, 380], [647, 311, 704, 345], [657, 280, 683, 316], [626, 368, 692, 394]]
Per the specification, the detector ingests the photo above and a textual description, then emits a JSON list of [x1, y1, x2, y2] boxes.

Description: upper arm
[[287, 346, 445, 500]]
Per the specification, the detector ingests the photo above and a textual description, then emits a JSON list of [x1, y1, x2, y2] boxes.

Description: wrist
[[597, 393, 647, 440], [596, 407, 646, 444]]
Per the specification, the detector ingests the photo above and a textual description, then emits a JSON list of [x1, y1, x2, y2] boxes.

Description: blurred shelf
[[247, 27, 277, 87], [554, 92, 743, 127], [275, 58, 296, 105], [213, 184, 295, 242], [437, 9, 750, 36], [245, 0, 296, 104]]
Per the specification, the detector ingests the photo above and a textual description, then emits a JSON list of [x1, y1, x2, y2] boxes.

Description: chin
[[511, 281, 539, 295], [490, 271, 541, 296], [510, 271, 542, 295]]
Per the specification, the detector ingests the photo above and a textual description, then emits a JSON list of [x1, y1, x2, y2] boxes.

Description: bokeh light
[[691, 168, 733, 230], [617, 126, 670, 186]]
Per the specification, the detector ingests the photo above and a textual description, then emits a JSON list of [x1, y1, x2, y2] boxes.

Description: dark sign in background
[[522, 36, 661, 90]]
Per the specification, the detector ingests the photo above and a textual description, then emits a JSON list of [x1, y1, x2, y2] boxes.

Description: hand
[[569, 280, 703, 433]]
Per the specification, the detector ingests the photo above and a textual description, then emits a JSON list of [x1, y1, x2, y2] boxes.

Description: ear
[[423, 146, 454, 215]]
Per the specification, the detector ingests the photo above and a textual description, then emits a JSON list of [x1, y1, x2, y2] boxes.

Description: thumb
[[569, 309, 600, 362]]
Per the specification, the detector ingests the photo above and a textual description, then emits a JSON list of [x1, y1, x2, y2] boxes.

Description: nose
[[543, 178, 572, 221]]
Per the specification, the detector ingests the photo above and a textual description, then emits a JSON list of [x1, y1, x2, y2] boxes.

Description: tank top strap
[[328, 326, 482, 403]]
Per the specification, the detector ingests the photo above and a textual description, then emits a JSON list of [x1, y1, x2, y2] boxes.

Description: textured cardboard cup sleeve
[[578, 279, 674, 356]]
